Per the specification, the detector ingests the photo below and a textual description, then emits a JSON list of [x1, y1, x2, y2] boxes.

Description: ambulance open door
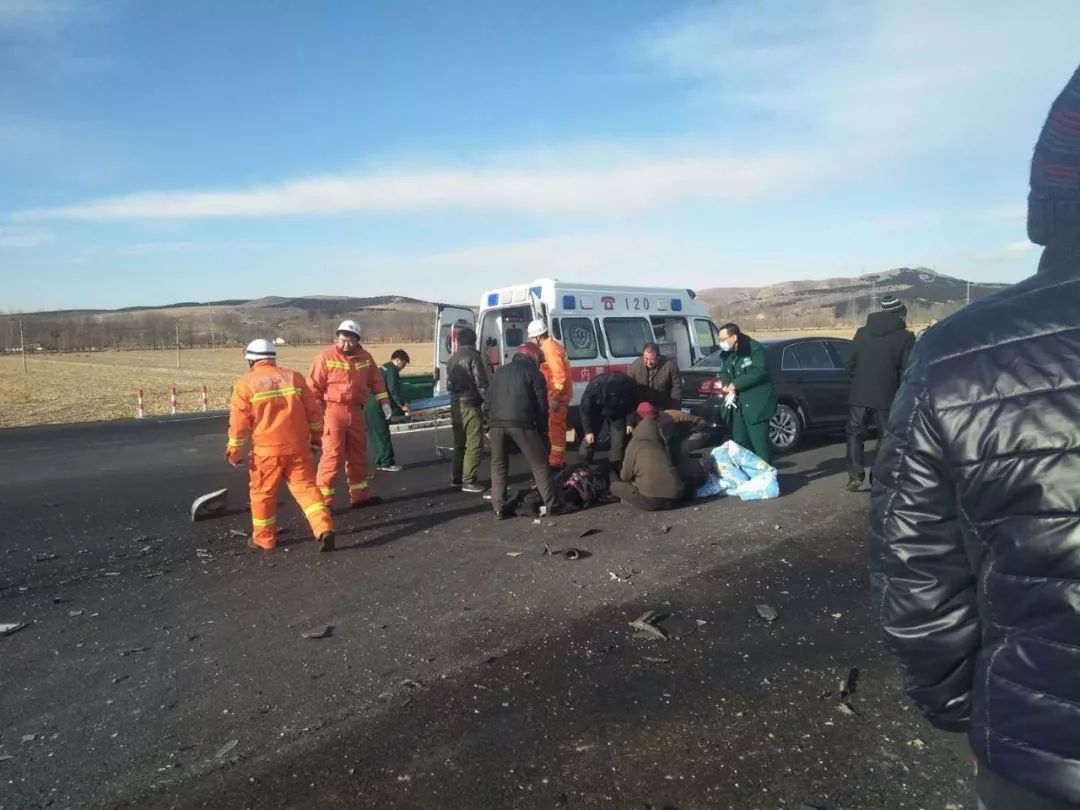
[[433, 304, 476, 396]]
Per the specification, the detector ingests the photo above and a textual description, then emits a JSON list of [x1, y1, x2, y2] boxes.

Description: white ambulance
[[433, 278, 721, 413]]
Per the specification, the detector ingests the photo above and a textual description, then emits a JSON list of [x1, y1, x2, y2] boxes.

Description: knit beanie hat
[[1028, 65, 1080, 246], [880, 296, 906, 315]]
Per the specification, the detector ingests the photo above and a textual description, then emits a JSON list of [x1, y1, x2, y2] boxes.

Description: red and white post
[[201, 385, 209, 412], [136, 389, 145, 419], [170, 386, 178, 416]]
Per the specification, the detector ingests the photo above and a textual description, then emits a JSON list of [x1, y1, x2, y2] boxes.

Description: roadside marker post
[[136, 389, 145, 419], [201, 385, 209, 412], [170, 386, 178, 416]]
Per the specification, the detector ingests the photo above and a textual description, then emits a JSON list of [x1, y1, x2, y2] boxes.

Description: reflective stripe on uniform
[[227, 438, 244, 448], [309, 421, 323, 431], [250, 386, 302, 402], [348, 481, 369, 491], [319, 487, 335, 496], [376, 392, 389, 401], [252, 515, 277, 527], [303, 502, 330, 517], [551, 444, 565, 453], [553, 383, 565, 391], [355, 360, 372, 369], [325, 359, 351, 370]]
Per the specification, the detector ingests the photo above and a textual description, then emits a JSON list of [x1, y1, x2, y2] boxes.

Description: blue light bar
[[487, 293, 499, 307], [671, 298, 683, 312], [562, 295, 576, 310]]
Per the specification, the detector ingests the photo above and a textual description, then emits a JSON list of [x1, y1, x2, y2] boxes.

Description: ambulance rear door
[[433, 304, 476, 395]]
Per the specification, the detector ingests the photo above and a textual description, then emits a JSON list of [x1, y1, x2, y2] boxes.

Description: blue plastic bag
[[695, 441, 780, 501]]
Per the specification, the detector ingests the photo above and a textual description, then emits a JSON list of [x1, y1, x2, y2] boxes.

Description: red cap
[[636, 402, 658, 420]]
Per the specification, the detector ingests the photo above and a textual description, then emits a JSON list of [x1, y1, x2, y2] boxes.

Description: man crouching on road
[[227, 339, 335, 552]]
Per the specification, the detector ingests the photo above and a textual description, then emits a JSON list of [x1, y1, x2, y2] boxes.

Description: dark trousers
[[489, 427, 554, 515], [610, 480, 678, 511], [846, 405, 889, 483], [579, 417, 628, 468], [977, 763, 1078, 810]]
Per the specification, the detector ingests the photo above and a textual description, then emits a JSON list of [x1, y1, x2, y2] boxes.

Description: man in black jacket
[[578, 371, 642, 473], [486, 343, 555, 519], [870, 64, 1080, 810], [844, 296, 915, 491], [446, 327, 488, 493]]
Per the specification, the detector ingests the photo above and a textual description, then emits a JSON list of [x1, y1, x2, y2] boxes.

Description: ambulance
[[433, 278, 722, 422]]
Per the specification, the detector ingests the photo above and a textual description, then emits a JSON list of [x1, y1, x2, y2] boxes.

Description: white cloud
[[973, 240, 1038, 264], [11, 150, 824, 222], [0, 227, 51, 247], [0, 0, 81, 32]]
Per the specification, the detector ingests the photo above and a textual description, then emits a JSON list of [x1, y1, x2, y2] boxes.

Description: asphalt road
[[0, 417, 974, 810]]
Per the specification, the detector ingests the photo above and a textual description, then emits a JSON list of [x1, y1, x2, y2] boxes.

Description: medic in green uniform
[[365, 349, 411, 472], [715, 323, 778, 464]]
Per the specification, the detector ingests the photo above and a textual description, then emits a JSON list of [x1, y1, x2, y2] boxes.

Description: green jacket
[[380, 362, 408, 417], [718, 337, 778, 425]]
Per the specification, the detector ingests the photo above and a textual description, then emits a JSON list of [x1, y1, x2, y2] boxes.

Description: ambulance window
[[695, 319, 718, 352], [505, 327, 524, 348], [604, 317, 652, 358], [551, 319, 562, 341], [560, 317, 598, 360]]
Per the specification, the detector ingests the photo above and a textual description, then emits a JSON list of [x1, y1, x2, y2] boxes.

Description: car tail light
[[698, 377, 725, 395]]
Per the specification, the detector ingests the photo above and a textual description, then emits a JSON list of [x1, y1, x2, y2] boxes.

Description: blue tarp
[[696, 440, 780, 501]]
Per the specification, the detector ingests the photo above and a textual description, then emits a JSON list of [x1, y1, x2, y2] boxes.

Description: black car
[[680, 336, 854, 453]]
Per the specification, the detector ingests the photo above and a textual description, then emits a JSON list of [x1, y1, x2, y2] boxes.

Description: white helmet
[[244, 338, 277, 362], [336, 319, 362, 339], [526, 319, 548, 339]]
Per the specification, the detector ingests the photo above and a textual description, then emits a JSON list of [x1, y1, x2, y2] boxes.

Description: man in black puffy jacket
[[446, 327, 488, 492], [845, 295, 915, 491], [578, 371, 643, 473], [870, 64, 1080, 810], [486, 343, 555, 519]]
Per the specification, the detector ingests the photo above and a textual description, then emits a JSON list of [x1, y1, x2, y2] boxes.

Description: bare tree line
[[711, 297, 979, 332], [0, 308, 435, 353]]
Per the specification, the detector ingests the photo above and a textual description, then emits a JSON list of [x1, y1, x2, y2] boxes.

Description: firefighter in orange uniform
[[527, 319, 573, 469], [308, 320, 391, 508], [226, 339, 335, 552]]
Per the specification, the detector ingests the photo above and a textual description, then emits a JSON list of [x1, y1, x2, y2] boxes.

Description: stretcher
[[406, 394, 455, 459]]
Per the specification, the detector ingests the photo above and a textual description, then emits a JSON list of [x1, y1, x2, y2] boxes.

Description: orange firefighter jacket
[[307, 345, 389, 407], [228, 361, 323, 457], [539, 336, 573, 403]]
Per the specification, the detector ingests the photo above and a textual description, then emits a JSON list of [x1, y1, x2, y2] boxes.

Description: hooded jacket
[[868, 231, 1080, 804], [846, 312, 916, 409], [579, 372, 642, 436], [620, 418, 685, 500]]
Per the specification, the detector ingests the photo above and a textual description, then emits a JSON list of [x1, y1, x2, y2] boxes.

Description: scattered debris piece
[[578, 528, 600, 538], [839, 667, 859, 700], [52, 597, 69, 605], [119, 647, 149, 657], [112, 675, 129, 685], [68, 610, 85, 618], [144, 570, 168, 580], [192, 489, 229, 522], [134, 535, 153, 543], [215, 739, 239, 759], [836, 703, 856, 716], [506, 552, 524, 558], [34, 553, 59, 562], [1, 622, 29, 637], [695, 619, 708, 626], [21, 734, 36, 743], [104, 572, 121, 577], [573, 743, 595, 753], [229, 529, 248, 539], [301, 625, 334, 640], [0, 754, 13, 762], [564, 547, 582, 561], [609, 571, 634, 583], [532, 519, 541, 526], [831, 613, 843, 619], [629, 610, 670, 641], [799, 804, 826, 810], [909, 738, 927, 750], [657, 524, 672, 535], [756, 604, 779, 623], [400, 679, 423, 689], [642, 656, 670, 664]]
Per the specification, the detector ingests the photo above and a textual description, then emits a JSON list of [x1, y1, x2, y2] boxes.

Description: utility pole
[[966, 280, 972, 306], [207, 304, 216, 351], [175, 319, 182, 369], [19, 318, 27, 373]]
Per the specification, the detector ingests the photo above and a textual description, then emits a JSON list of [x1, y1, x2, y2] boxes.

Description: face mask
[[719, 339, 733, 353]]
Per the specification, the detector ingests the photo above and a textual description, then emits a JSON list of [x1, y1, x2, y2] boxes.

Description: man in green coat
[[366, 349, 411, 472], [716, 323, 778, 464]]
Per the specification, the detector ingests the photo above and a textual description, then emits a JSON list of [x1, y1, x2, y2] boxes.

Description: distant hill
[[697, 267, 1009, 328]]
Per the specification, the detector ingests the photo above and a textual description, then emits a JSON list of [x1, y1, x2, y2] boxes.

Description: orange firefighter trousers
[[317, 402, 372, 506], [548, 403, 569, 468], [249, 453, 333, 549]]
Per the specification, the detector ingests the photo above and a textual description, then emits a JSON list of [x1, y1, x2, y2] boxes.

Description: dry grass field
[[0, 343, 434, 428]]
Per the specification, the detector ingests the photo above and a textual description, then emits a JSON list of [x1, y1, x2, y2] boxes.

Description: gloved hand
[[584, 433, 596, 445], [225, 448, 244, 467], [724, 391, 738, 409], [382, 403, 392, 420]]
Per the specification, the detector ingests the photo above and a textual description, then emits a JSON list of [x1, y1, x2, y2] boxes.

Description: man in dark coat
[[627, 342, 682, 409], [870, 63, 1080, 810], [578, 371, 642, 472], [611, 410, 686, 511], [486, 343, 555, 519], [844, 296, 916, 491], [446, 327, 488, 493], [715, 323, 777, 463]]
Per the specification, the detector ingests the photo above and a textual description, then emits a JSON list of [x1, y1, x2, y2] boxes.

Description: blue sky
[[2, 0, 1078, 311]]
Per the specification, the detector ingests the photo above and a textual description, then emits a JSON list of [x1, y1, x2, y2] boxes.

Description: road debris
[[578, 528, 600, 538], [642, 656, 670, 664], [656, 524, 672, 535], [506, 552, 524, 558], [400, 679, 423, 689], [629, 610, 670, 641], [52, 597, 69, 604], [564, 547, 582, 560], [34, 553, 59, 562], [756, 604, 780, 623], [144, 570, 168, 580], [68, 610, 85, 618], [21, 734, 36, 743], [119, 647, 150, 656], [301, 625, 334, 639], [839, 667, 859, 700], [836, 703, 856, 716], [609, 570, 634, 583], [134, 535, 153, 543], [1, 622, 29, 637], [909, 738, 927, 750], [192, 488, 229, 521], [0, 754, 14, 762], [112, 675, 129, 685], [215, 739, 239, 759], [228, 529, 248, 539]]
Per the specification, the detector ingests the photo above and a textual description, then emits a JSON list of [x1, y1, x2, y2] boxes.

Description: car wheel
[[769, 403, 802, 453]]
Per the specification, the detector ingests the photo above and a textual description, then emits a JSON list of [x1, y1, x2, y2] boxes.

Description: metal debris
[[839, 667, 859, 700], [909, 738, 927, 750], [215, 739, 239, 759], [756, 604, 779, 623], [642, 656, 670, 664], [836, 703, 856, 716], [301, 625, 334, 639], [68, 610, 85, 618], [34, 553, 59, 562], [228, 529, 248, 539], [112, 675, 129, 685], [119, 647, 150, 657], [506, 552, 524, 558], [191, 488, 228, 522], [578, 528, 600, 538], [1, 622, 29, 637], [564, 547, 582, 561], [0, 754, 14, 762], [657, 524, 672, 535], [21, 734, 36, 743], [629, 610, 670, 641], [144, 570, 168, 580], [134, 535, 153, 543]]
